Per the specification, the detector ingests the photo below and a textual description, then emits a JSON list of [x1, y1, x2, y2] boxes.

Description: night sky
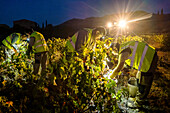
[[0, 0, 170, 27]]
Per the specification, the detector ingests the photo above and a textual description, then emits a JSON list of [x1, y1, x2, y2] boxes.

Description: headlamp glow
[[101, 36, 105, 39], [27, 38, 30, 42]]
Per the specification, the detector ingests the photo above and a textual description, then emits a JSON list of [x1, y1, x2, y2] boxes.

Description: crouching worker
[[66, 27, 107, 55], [2, 33, 22, 59], [110, 41, 158, 104], [65, 27, 107, 71], [26, 28, 49, 75]]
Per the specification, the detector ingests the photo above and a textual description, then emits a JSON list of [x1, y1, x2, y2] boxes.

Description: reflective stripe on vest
[[34, 39, 45, 45], [128, 41, 138, 67], [70, 32, 78, 49], [35, 44, 47, 49], [70, 38, 75, 49], [138, 45, 148, 71], [5, 38, 12, 46]]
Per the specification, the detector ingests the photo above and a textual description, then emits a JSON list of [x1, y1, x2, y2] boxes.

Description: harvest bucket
[[128, 77, 138, 97]]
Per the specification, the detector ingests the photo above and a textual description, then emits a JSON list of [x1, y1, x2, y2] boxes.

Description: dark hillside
[[0, 11, 170, 40], [52, 11, 170, 38]]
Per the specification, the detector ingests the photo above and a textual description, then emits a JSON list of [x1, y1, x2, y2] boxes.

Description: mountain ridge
[[0, 11, 170, 40]]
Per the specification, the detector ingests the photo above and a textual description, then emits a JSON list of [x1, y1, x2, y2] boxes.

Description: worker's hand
[[27, 59, 32, 63], [15, 52, 19, 57], [13, 48, 17, 53], [13, 49, 19, 56]]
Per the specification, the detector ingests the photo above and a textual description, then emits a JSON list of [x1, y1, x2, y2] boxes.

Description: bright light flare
[[107, 22, 113, 28], [118, 20, 127, 28], [128, 13, 152, 23]]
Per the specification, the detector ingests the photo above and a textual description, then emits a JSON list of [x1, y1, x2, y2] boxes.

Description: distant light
[[101, 36, 105, 39], [27, 38, 30, 42], [118, 20, 127, 28], [107, 22, 113, 28]]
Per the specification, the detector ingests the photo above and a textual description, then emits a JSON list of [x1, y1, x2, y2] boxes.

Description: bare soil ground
[[141, 39, 170, 112]]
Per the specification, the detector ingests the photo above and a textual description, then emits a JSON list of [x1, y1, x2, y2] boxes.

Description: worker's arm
[[29, 37, 35, 47], [27, 37, 34, 56], [110, 48, 131, 79]]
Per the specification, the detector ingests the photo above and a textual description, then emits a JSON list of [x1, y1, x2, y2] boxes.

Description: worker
[[2, 33, 22, 53], [66, 27, 107, 57], [2, 33, 22, 59], [110, 41, 158, 103], [26, 28, 49, 75]]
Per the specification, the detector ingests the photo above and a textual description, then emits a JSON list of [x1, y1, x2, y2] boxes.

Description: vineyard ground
[[140, 37, 170, 112]]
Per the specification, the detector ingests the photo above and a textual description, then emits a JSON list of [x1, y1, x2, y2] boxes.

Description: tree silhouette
[[42, 22, 44, 29], [46, 20, 48, 27], [161, 8, 163, 15]]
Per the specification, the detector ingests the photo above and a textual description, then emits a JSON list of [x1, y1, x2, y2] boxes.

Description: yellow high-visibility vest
[[30, 31, 49, 53], [65, 28, 93, 52], [2, 33, 21, 49], [120, 41, 155, 72], [65, 32, 78, 51]]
